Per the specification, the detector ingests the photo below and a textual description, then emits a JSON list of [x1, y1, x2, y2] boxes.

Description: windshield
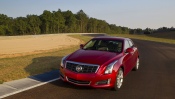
[[83, 39, 123, 53]]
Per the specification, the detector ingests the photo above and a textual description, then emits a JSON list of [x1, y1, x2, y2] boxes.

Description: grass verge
[[110, 34, 175, 44], [0, 34, 91, 83]]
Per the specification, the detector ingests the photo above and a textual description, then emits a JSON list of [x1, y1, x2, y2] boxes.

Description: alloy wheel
[[116, 69, 123, 89]]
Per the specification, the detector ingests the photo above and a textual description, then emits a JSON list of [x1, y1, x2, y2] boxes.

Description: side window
[[128, 40, 134, 47], [83, 40, 96, 49], [124, 40, 130, 50]]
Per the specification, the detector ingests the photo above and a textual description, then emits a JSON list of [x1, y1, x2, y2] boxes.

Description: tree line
[[1, 9, 174, 36], [0, 9, 129, 36], [130, 27, 175, 34]]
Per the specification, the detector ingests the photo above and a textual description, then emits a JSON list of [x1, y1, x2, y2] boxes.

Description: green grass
[[110, 34, 175, 44]]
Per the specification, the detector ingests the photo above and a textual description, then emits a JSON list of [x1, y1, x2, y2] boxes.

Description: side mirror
[[80, 44, 84, 49], [125, 48, 134, 53]]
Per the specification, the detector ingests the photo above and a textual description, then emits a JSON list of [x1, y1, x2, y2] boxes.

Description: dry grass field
[[0, 34, 81, 58], [1, 32, 174, 58]]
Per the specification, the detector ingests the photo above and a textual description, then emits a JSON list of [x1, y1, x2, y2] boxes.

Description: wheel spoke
[[116, 70, 123, 88], [137, 58, 139, 69]]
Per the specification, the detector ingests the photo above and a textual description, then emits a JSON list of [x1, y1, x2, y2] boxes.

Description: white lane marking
[[0, 78, 60, 99]]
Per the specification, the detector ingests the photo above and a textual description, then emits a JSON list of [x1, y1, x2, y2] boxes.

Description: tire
[[133, 57, 139, 71], [113, 68, 123, 91]]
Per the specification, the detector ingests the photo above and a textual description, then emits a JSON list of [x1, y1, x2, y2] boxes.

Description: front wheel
[[133, 58, 139, 71], [113, 68, 123, 91]]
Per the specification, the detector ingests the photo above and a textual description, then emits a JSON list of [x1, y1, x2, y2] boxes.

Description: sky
[[0, 0, 175, 29]]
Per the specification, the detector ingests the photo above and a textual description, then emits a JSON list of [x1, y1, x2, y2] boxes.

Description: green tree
[[109, 24, 120, 34], [121, 27, 129, 34], [40, 10, 52, 34], [14, 17, 27, 35], [76, 10, 89, 33], [0, 25, 6, 35], [52, 9, 65, 33], [87, 18, 98, 33], [27, 15, 41, 35], [62, 10, 76, 32], [0, 14, 14, 35], [96, 20, 110, 33]]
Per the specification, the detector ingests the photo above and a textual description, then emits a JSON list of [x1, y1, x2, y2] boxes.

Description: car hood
[[67, 49, 122, 65]]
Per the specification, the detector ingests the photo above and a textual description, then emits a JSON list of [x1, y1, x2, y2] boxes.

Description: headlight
[[60, 55, 69, 68], [104, 60, 118, 74]]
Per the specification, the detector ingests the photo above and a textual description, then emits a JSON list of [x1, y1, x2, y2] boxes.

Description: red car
[[59, 36, 139, 90]]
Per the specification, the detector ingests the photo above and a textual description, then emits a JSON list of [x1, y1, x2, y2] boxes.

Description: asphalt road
[[5, 39, 175, 99]]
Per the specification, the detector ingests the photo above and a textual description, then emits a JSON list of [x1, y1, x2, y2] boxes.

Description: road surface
[[5, 39, 175, 99]]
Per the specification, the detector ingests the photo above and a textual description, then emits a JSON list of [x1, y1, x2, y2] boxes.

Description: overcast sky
[[0, 0, 175, 29]]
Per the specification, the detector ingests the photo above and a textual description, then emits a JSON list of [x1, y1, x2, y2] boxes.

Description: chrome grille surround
[[65, 61, 99, 73]]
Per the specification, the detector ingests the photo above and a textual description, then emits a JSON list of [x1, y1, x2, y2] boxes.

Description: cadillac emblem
[[76, 65, 82, 72]]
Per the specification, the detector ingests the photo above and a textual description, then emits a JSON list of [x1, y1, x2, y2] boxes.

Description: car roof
[[93, 36, 130, 41]]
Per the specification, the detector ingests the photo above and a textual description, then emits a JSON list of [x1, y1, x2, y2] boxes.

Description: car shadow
[[25, 56, 61, 82]]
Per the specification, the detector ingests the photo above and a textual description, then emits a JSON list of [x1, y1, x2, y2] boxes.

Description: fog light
[[96, 79, 111, 85]]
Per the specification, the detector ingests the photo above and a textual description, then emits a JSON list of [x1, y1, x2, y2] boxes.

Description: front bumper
[[59, 67, 116, 88]]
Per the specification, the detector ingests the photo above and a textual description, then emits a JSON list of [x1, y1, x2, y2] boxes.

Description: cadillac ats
[[59, 36, 139, 90]]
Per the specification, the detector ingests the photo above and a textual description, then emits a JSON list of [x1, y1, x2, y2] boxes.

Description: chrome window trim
[[65, 61, 100, 73]]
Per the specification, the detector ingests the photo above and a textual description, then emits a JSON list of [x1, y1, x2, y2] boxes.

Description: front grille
[[66, 61, 99, 73], [67, 77, 90, 85]]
